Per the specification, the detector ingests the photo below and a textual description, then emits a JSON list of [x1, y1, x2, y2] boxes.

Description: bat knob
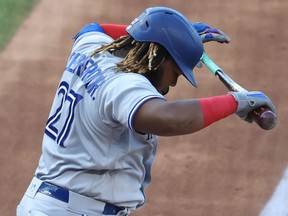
[[252, 107, 277, 130]]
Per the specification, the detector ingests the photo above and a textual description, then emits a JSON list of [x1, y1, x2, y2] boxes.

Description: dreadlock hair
[[91, 35, 169, 74]]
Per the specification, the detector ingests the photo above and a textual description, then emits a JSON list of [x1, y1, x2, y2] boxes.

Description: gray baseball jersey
[[35, 31, 165, 209]]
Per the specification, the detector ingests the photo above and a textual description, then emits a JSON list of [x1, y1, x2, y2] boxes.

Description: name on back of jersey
[[65, 51, 105, 100]]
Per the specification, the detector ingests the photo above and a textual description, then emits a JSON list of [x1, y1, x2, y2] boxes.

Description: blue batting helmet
[[126, 7, 203, 87]]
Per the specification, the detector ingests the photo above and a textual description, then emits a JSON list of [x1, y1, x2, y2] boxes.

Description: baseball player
[[17, 7, 275, 216]]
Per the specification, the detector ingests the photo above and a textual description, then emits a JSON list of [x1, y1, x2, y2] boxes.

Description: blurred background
[[0, 0, 287, 215]]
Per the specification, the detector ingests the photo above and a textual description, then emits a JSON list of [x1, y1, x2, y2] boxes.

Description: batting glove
[[192, 22, 230, 68], [192, 22, 230, 44], [228, 91, 276, 123]]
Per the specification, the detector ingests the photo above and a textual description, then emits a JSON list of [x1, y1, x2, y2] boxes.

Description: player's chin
[[160, 88, 169, 95]]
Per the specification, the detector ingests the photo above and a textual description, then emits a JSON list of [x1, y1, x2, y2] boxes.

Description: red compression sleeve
[[199, 94, 238, 127], [100, 24, 128, 40]]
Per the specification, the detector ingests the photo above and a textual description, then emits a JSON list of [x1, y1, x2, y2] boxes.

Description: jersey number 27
[[45, 81, 83, 147]]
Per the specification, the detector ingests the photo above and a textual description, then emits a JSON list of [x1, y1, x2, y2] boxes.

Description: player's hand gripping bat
[[200, 52, 277, 130]]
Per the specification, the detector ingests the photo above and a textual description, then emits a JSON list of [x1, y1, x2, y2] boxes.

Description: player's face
[[156, 57, 182, 95]]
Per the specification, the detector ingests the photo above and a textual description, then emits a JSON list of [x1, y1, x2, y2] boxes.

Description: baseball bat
[[200, 52, 277, 130]]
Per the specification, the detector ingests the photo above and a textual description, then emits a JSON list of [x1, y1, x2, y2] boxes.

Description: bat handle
[[251, 107, 277, 130]]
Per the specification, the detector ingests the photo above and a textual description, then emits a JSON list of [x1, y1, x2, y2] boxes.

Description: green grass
[[0, 0, 38, 51]]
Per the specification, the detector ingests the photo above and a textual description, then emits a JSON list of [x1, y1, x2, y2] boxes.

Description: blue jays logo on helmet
[[126, 7, 204, 87]]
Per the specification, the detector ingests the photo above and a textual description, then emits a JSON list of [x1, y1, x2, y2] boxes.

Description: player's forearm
[[156, 99, 205, 135], [165, 95, 237, 135], [133, 95, 237, 136]]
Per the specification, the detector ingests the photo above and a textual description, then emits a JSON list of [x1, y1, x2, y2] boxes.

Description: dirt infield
[[1, 0, 287, 215]]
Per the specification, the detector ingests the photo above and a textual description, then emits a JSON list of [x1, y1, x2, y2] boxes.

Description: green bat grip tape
[[200, 52, 222, 75]]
